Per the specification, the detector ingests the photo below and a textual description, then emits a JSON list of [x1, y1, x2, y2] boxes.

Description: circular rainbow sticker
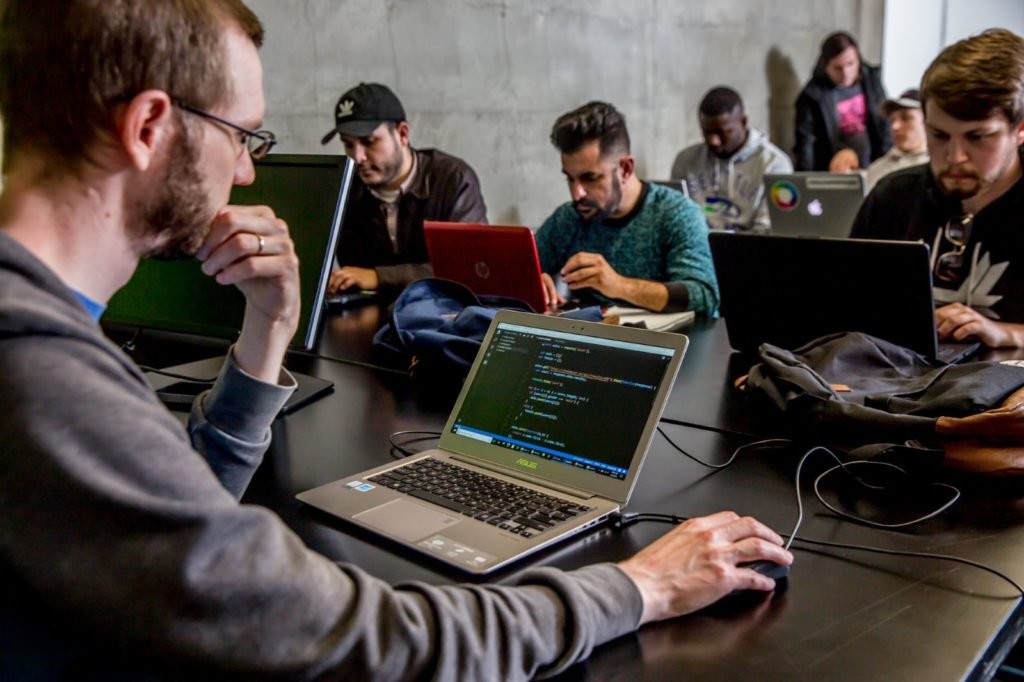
[[770, 180, 799, 211]]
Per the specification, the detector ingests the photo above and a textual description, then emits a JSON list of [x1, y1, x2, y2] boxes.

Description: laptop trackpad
[[354, 499, 461, 541]]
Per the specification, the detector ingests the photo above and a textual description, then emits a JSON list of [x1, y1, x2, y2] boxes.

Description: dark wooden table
[[123, 308, 1024, 681]]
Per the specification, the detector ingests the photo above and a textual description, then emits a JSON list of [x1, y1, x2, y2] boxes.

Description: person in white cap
[[865, 88, 929, 191]]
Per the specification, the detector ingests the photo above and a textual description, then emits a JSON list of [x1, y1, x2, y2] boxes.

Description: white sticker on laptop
[[345, 480, 375, 492], [418, 535, 496, 568]]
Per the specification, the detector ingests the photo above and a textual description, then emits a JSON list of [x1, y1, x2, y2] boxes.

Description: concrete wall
[[248, 0, 884, 227], [883, 0, 1024, 97]]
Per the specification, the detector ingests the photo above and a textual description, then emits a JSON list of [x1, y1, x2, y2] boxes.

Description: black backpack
[[742, 332, 1024, 473]]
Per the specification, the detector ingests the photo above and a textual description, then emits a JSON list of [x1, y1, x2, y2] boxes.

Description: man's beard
[[135, 124, 212, 261], [573, 174, 622, 222], [361, 136, 406, 190], [934, 147, 1018, 202], [936, 166, 984, 201]]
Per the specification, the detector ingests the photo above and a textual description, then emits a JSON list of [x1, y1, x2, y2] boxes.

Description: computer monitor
[[103, 154, 354, 350]]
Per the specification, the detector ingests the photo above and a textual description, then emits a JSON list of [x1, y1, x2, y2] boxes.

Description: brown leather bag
[[938, 386, 1024, 475]]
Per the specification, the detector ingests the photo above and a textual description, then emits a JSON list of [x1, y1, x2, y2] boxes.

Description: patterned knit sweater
[[535, 182, 719, 315]]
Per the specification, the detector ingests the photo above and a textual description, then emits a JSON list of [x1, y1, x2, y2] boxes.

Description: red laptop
[[424, 221, 547, 313]]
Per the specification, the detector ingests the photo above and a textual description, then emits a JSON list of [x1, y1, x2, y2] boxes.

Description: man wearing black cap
[[864, 88, 929, 191], [321, 83, 488, 295]]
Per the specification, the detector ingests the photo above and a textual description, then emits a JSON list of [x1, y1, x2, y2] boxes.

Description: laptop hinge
[[450, 454, 595, 500]]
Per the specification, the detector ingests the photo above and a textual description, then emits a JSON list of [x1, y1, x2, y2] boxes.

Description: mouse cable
[[655, 432, 962, 539], [389, 430, 442, 459], [796, 446, 962, 536], [655, 427, 790, 469], [812, 458, 960, 528], [617, 443, 931, 547], [287, 349, 411, 376], [784, 445, 963, 550], [786, 534, 1024, 598], [659, 415, 768, 440]]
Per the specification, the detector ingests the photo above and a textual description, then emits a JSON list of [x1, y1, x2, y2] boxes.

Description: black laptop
[[709, 233, 979, 362]]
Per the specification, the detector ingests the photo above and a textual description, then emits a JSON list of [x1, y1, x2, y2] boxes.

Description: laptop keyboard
[[367, 458, 592, 538], [937, 340, 981, 364]]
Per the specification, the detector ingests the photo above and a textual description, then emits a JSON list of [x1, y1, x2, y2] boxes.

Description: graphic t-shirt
[[834, 83, 870, 167], [850, 157, 1024, 323]]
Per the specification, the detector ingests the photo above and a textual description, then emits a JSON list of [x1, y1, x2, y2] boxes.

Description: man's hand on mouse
[[617, 511, 792, 625]]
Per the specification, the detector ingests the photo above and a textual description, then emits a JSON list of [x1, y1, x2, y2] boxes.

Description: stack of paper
[[603, 306, 695, 332]]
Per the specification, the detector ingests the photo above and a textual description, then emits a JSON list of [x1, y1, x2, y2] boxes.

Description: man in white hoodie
[[670, 87, 793, 233]]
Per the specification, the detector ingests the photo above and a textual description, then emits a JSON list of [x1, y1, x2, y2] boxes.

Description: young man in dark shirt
[[850, 29, 1024, 349], [321, 83, 488, 295]]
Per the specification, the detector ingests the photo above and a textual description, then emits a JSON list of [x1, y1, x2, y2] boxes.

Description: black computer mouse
[[738, 559, 790, 582], [719, 560, 790, 603], [710, 560, 790, 612]]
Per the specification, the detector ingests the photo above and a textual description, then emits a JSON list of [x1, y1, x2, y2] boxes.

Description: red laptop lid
[[424, 222, 546, 313]]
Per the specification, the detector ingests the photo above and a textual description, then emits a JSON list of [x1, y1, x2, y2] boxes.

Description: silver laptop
[[297, 310, 688, 574], [765, 172, 865, 238]]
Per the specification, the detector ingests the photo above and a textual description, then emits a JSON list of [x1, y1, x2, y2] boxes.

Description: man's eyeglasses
[[933, 213, 974, 283], [175, 101, 277, 160]]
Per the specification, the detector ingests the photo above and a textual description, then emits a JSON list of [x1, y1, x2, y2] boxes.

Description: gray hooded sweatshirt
[[670, 128, 793, 234], [0, 232, 641, 680]]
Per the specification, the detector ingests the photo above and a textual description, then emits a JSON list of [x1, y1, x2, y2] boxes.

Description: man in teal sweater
[[536, 101, 720, 314]]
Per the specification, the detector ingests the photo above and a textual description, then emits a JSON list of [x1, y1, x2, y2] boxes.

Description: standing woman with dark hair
[[794, 31, 892, 171]]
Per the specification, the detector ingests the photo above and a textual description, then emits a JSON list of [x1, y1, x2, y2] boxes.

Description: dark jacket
[[793, 63, 892, 171], [337, 147, 488, 292]]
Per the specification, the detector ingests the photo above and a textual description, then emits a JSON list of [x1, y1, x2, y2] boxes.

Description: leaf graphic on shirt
[[933, 249, 1007, 309]]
